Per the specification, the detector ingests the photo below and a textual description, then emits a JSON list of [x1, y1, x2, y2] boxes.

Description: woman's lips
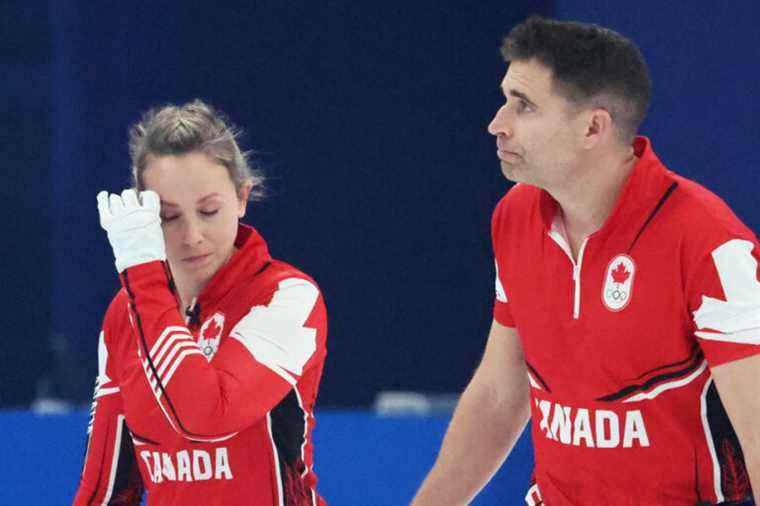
[[183, 253, 212, 266]]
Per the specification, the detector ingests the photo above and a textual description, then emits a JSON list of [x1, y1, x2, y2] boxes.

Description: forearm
[[121, 261, 259, 437], [412, 377, 530, 505], [745, 446, 760, 503], [123, 262, 324, 439]]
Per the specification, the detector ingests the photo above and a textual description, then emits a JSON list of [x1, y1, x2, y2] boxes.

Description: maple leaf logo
[[610, 263, 630, 284], [203, 317, 222, 341]]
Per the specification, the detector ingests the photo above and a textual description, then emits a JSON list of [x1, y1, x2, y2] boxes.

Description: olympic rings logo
[[605, 287, 628, 301]]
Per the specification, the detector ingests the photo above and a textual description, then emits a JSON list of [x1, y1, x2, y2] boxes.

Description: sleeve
[[491, 198, 516, 327], [73, 330, 144, 505], [120, 261, 326, 441], [689, 237, 760, 367]]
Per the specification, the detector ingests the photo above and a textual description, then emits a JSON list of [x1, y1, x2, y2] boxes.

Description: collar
[[192, 223, 272, 311], [539, 136, 675, 242]]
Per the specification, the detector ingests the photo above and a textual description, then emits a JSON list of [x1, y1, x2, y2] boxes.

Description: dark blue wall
[[0, 2, 52, 405]]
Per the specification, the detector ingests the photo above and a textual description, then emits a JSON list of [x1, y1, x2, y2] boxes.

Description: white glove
[[97, 189, 167, 273]]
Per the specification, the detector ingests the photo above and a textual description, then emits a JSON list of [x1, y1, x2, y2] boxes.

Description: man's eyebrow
[[508, 89, 537, 106]]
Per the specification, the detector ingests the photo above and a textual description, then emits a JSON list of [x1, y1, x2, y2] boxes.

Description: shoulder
[[237, 259, 325, 316], [103, 289, 130, 328], [493, 183, 541, 217], [98, 289, 132, 351], [491, 183, 544, 242], [667, 174, 757, 252]]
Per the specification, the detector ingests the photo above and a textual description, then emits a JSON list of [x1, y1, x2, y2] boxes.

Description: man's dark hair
[[502, 16, 651, 142]]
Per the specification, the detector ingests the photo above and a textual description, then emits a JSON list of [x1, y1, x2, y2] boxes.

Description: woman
[[73, 100, 328, 505]]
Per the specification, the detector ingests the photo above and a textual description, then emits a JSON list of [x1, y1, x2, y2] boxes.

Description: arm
[[97, 190, 326, 440], [710, 354, 760, 503], [411, 320, 531, 505], [123, 263, 325, 440], [73, 332, 143, 505]]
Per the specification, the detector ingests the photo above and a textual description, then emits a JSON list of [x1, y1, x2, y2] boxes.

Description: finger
[[140, 190, 160, 211], [121, 188, 140, 209], [109, 193, 123, 214], [97, 191, 111, 219]]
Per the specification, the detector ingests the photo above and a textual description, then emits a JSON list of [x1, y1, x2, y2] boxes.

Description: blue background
[[1, 0, 758, 504]]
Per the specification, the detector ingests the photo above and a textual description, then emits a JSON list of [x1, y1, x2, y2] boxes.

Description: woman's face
[[142, 151, 249, 294]]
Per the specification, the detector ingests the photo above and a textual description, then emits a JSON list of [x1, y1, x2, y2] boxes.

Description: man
[[412, 16, 759, 505]]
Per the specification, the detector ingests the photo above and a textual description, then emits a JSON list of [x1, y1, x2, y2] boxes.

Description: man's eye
[[162, 215, 179, 222], [200, 210, 219, 217]]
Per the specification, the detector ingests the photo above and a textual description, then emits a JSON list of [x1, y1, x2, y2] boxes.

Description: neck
[[175, 278, 202, 313], [550, 146, 637, 239]]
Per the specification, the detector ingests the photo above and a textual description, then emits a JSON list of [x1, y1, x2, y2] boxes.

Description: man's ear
[[582, 107, 614, 149]]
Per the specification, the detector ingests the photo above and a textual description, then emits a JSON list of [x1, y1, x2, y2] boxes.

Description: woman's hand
[[97, 189, 166, 273]]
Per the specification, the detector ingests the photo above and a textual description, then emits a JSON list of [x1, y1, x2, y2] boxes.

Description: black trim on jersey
[[632, 343, 701, 380], [129, 429, 160, 446], [254, 260, 272, 277], [121, 268, 198, 437], [627, 181, 678, 253], [526, 361, 551, 392], [596, 348, 703, 402], [85, 417, 144, 505], [705, 382, 754, 503], [110, 419, 145, 504], [270, 389, 310, 505], [122, 259, 276, 440]]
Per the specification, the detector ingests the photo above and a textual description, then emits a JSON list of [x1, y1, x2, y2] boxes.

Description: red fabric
[[491, 137, 759, 504], [74, 224, 328, 506]]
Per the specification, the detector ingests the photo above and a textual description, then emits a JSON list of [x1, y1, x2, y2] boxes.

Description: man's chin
[[500, 162, 525, 183]]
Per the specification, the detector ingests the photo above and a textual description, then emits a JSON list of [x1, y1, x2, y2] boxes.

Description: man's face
[[143, 152, 247, 295], [487, 59, 585, 189]]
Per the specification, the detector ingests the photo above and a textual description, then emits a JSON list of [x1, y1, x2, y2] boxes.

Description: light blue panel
[[0, 410, 533, 505]]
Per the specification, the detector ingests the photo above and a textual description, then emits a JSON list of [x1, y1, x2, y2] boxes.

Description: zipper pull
[[572, 264, 580, 281]]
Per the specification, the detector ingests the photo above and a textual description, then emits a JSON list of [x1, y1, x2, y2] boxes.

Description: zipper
[[548, 227, 589, 320], [572, 239, 589, 319]]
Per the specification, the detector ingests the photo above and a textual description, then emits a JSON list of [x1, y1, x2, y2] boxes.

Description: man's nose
[[487, 105, 513, 138]]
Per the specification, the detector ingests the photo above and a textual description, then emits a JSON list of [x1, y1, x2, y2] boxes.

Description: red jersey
[[492, 138, 759, 505], [73, 224, 328, 506]]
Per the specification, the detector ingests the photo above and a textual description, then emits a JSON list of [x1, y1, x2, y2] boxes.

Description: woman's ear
[[237, 182, 253, 218]]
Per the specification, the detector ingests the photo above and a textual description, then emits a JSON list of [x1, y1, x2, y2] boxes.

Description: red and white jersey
[[492, 137, 759, 505], [73, 224, 328, 506]]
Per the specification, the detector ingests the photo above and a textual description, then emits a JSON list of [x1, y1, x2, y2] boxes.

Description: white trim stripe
[[527, 372, 543, 390], [150, 326, 192, 357], [293, 386, 310, 478], [695, 329, 760, 345], [153, 332, 195, 366], [623, 360, 708, 403], [700, 378, 725, 503], [162, 348, 204, 387], [102, 414, 125, 505], [156, 341, 201, 378], [267, 413, 285, 506], [94, 386, 120, 398]]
